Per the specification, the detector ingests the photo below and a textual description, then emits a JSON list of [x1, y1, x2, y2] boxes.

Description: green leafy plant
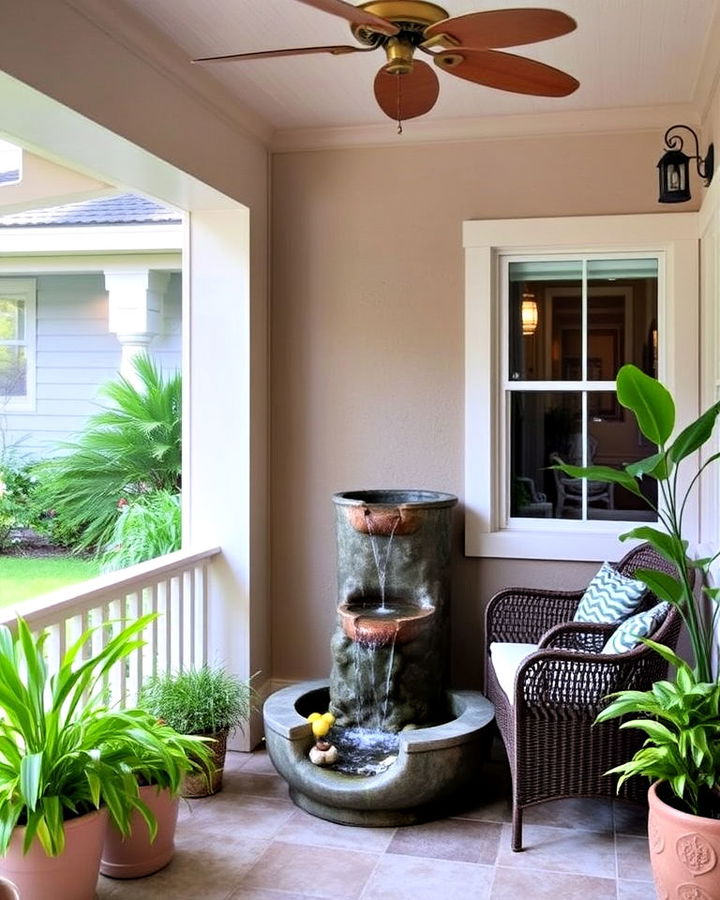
[[0, 456, 39, 549], [0, 614, 204, 856], [119, 717, 213, 795], [33, 355, 181, 553], [101, 490, 181, 572], [138, 665, 255, 736], [555, 363, 720, 816], [596, 651, 720, 817]]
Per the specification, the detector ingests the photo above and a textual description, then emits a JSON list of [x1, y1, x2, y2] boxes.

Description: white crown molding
[[63, 0, 274, 147], [270, 103, 700, 153]]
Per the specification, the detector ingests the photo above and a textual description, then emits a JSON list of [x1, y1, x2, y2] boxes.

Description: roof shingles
[[0, 193, 181, 227]]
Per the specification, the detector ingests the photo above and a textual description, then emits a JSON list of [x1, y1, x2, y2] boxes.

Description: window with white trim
[[0, 278, 36, 411], [464, 214, 699, 562]]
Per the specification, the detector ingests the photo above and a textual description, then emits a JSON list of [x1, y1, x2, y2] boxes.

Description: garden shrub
[[0, 454, 42, 549], [101, 489, 181, 571], [33, 355, 181, 553]]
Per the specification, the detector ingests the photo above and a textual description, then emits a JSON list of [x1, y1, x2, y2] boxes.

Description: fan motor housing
[[352, 1, 449, 45]]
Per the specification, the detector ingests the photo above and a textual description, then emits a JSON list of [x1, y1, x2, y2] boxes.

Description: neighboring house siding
[[0, 272, 181, 459]]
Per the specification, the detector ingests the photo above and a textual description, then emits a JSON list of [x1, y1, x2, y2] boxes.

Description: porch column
[[105, 269, 169, 384]]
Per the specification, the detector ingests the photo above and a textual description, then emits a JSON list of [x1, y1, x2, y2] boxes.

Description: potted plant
[[0, 614, 181, 900], [555, 363, 720, 897], [100, 718, 212, 879], [138, 664, 255, 797]]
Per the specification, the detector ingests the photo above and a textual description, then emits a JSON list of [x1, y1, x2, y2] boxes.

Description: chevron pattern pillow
[[574, 561, 647, 624], [602, 602, 671, 654]]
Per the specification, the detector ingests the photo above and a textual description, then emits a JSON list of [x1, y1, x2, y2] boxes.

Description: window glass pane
[[510, 390, 657, 522], [587, 410, 658, 523], [508, 261, 582, 381], [0, 346, 26, 396], [510, 391, 580, 518], [0, 298, 22, 341], [587, 258, 658, 379]]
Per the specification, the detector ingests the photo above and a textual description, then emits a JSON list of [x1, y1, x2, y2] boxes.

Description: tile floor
[[97, 742, 658, 900]]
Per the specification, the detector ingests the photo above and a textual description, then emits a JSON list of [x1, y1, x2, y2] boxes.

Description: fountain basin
[[337, 600, 435, 647], [263, 680, 494, 827]]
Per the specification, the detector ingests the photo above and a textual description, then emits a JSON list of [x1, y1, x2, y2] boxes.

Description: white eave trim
[[0, 222, 182, 254]]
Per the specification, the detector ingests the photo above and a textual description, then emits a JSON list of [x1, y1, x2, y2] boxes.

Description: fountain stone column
[[330, 490, 457, 732]]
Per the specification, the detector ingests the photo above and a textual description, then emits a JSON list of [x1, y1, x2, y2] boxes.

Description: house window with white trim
[[0, 278, 36, 410], [506, 256, 658, 524], [463, 214, 699, 562]]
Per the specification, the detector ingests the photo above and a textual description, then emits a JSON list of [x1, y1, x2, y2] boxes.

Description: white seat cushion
[[489, 642, 538, 704]]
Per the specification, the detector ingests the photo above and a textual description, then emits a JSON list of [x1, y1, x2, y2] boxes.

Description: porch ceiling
[[70, 0, 720, 147]]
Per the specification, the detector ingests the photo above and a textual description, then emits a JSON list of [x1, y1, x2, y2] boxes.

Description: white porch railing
[[0, 546, 221, 707]]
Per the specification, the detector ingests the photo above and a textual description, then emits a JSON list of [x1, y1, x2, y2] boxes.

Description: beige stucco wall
[[271, 131, 697, 687]]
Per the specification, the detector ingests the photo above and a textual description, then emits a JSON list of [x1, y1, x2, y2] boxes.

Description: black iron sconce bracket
[[658, 124, 714, 204]]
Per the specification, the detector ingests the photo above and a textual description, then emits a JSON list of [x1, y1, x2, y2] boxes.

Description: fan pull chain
[[396, 73, 403, 135]]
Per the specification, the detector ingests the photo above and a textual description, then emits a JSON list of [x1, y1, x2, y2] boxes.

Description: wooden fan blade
[[424, 8, 576, 50], [434, 48, 579, 97], [193, 44, 373, 63], [374, 60, 440, 121], [295, 0, 398, 36]]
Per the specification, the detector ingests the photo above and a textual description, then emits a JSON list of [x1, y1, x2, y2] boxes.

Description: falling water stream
[[364, 509, 401, 611], [327, 509, 407, 774]]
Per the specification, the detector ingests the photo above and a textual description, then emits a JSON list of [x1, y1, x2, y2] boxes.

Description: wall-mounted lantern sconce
[[657, 124, 714, 203], [521, 287, 538, 335]]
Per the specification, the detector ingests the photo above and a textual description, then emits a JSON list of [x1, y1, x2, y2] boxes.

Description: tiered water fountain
[[263, 490, 494, 826]]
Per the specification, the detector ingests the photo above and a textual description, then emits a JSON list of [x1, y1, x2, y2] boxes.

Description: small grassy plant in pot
[[138, 665, 255, 797], [554, 363, 720, 897], [0, 614, 182, 900]]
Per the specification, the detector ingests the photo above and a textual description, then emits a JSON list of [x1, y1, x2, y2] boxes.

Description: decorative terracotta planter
[[648, 780, 720, 899], [182, 729, 228, 797], [100, 785, 179, 879], [0, 808, 107, 900]]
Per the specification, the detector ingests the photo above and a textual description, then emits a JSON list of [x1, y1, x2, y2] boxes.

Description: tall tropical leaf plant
[[34, 355, 181, 553], [554, 363, 720, 817]]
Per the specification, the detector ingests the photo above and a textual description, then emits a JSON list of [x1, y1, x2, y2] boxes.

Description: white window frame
[[0, 277, 36, 412], [464, 213, 700, 562]]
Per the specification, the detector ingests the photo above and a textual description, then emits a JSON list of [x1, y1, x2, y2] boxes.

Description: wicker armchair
[[485, 543, 683, 851]]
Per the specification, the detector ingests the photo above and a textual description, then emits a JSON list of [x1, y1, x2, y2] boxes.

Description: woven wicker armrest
[[514, 647, 638, 710], [539, 621, 615, 653], [485, 587, 585, 644]]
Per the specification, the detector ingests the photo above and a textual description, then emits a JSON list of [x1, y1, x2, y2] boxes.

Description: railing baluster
[[175, 574, 185, 671], [186, 567, 195, 668], [200, 561, 209, 665]]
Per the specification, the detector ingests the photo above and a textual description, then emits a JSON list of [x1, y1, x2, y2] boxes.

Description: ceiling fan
[[193, 1, 579, 129]]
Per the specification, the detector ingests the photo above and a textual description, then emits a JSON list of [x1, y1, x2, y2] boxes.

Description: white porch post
[[184, 207, 257, 749], [105, 269, 169, 383]]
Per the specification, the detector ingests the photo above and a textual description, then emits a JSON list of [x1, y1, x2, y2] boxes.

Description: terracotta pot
[[0, 808, 107, 900], [648, 780, 720, 899], [100, 785, 179, 879], [181, 729, 228, 797], [0, 878, 19, 900]]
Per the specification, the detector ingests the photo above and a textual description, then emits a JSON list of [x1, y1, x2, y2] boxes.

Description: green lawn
[[0, 556, 102, 606]]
